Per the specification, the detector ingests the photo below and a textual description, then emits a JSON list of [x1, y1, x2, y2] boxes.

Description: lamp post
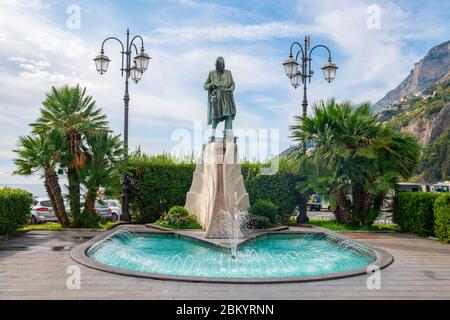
[[282, 35, 337, 224], [94, 28, 151, 222]]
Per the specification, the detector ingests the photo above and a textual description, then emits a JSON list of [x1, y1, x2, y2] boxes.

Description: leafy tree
[[13, 130, 70, 226]]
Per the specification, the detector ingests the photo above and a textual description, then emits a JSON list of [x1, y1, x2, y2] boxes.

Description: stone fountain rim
[[70, 225, 394, 284]]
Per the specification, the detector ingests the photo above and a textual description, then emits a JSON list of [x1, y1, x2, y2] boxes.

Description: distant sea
[[0, 184, 69, 198]]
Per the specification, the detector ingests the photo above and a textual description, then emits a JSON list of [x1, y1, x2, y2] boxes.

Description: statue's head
[[215, 57, 225, 73]]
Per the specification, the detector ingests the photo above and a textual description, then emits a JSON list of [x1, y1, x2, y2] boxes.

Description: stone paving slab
[[0, 228, 449, 299]]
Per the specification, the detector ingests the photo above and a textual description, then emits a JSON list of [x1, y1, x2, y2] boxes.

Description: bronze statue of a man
[[204, 57, 236, 141]]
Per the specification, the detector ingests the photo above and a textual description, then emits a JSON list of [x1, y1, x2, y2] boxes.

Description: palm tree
[[80, 131, 123, 215], [361, 125, 420, 224], [13, 131, 70, 226], [31, 85, 108, 218], [289, 99, 355, 224], [289, 99, 420, 227]]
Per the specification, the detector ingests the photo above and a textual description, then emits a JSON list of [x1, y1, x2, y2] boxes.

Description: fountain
[[70, 57, 393, 283], [79, 229, 391, 282]]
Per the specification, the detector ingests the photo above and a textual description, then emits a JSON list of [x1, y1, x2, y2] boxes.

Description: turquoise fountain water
[[87, 231, 376, 279]]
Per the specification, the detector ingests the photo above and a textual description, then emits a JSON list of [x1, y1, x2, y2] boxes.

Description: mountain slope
[[379, 74, 450, 144], [379, 75, 450, 183], [373, 40, 450, 113]]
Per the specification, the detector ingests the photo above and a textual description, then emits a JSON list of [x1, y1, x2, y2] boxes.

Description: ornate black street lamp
[[94, 28, 151, 222], [283, 35, 337, 224]]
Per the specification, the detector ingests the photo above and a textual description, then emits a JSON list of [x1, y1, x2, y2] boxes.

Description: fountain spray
[[223, 192, 249, 259]]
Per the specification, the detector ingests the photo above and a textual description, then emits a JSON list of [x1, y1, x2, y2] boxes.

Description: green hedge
[[0, 187, 33, 235], [434, 194, 450, 243], [393, 192, 439, 237], [242, 163, 302, 217], [128, 163, 195, 222], [127, 154, 302, 223]]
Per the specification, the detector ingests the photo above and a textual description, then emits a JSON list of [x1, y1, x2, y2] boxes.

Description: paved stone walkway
[[0, 228, 449, 299]]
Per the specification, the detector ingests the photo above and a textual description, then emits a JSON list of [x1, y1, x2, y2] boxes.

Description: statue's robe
[[204, 69, 236, 125]]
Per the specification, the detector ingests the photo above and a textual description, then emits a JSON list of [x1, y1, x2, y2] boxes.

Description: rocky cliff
[[398, 102, 450, 144], [373, 40, 450, 113], [379, 71, 449, 144]]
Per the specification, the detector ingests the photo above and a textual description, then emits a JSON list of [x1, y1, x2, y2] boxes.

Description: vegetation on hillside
[[377, 76, 449, 183], [416, 130, 450, 182], [379, 76, 449, 128]]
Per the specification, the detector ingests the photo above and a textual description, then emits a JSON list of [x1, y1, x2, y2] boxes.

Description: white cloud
[[25, 28, 88, 59], [0, 0, 47, 9], [147, 22, 317, 43], [311, 2, 415, 85], [171, 0, 244, 15], [250, 95, 277, 104]]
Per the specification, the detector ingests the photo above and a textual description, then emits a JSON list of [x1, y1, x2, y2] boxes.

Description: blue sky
[[0, 0, 449, 184]]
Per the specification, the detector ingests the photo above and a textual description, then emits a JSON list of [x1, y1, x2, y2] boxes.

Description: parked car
[[320, 200, 331, 211], [64, 201, 84, 217], [432, 184, 449, 193], [395, 183, 431, 193], [31, 198, 57, 224], [306, 194, 322, 211], [395, 182, 449, 194], [94, 200, 121, 221]]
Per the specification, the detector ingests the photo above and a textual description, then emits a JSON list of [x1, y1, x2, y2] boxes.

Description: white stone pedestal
[[185, 141, 250, 238]]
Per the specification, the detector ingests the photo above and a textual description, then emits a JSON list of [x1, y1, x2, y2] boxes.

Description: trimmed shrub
[[156, 206, 202, 229], [167, 205, 189, 216], [0, 187, 33, 235], [248, 199, 278, 223], [246, 215, 271, 229], [393, 192, 439, 237], [434, 194, 450, 243]]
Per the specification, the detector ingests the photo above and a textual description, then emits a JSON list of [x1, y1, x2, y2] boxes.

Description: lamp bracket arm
[[101, 37, 126, 77], [101, 37, 125, 54], [129, 35, 145, 51], [290, 41, 305, 60], [131, 43, 139, 55], [308, 45, 332, 60]]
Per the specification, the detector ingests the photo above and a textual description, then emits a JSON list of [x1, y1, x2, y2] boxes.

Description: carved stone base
[[185, 141, 249, 238]]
